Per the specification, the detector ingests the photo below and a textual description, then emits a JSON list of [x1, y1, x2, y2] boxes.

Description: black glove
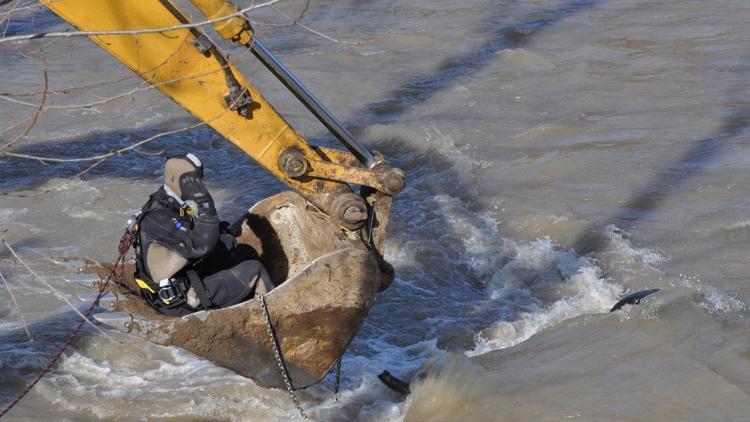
[[179, 172, 216, 216]]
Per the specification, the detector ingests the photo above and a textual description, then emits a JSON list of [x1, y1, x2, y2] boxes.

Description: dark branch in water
[[378, 370, 410, 394], [610, 289, 661, 312]]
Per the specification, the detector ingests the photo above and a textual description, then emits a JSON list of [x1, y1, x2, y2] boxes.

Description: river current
[[1, 0, 749, 420]]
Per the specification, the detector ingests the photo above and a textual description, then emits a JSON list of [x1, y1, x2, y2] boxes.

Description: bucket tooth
[[65, 274, 100, 286], [93, 312, 133, 332], [77, 291, 122, 311]]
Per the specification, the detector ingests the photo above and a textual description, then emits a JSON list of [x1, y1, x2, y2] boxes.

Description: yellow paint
[[135, 278, 156, 293], [189, 0, 252, 45], [42, 0, 350, 210]]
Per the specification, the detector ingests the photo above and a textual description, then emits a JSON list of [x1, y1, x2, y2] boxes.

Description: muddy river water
[[1, 0, 749, 420]]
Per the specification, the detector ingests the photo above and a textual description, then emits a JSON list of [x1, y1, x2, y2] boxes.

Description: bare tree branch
[[271, 4, 389, 45], [0, 116, 32, 136], [132, 147, 165, 157], [0, 0, 282, 45], [1, 63, 237, 110], [254, 0, 310, 27], [0, 0, 18, 37], [0, 94, 37, 107], [0, 82, 252, 163], [0, 268, 34, 342], [73, 155, 108, 177], [0, 18, 258, 165], [1, 42, 191, 99], [0, 49, 48, 153], [2, 75, 134, 98], [2, 120, 205, 163], [0, 0, 41, 20], [1, 238, 112, 339]]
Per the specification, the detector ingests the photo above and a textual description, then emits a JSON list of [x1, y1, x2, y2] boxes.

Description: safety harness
[[127, 191, 213, 312]]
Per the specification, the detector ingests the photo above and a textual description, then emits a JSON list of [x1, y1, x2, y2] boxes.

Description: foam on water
[[468, 237, 622, 356], [32, 339, 284, 420], [403, 355, 496, 422], [316, 125, 658, 419], [0, 208, 28, 228], [601, 225, 665, 267], [675, 273, 747, 314], [324, 124, 664, 418]]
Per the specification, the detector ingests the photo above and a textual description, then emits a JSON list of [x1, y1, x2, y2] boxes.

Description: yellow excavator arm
[[41, 0, 404, 254]]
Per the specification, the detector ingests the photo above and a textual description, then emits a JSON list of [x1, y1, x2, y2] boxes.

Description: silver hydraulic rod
[[248, 39, 377, 168]]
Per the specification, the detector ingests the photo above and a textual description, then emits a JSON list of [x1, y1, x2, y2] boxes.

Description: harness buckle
[[126, 211, 142, 235], [157, 278, 187, 307]]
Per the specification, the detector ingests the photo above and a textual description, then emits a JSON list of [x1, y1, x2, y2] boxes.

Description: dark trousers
[[160, 234, 273, 316], [200, 259, 273, 308]]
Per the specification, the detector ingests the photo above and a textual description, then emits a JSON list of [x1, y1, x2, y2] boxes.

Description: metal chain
[[334, 359, 342, 402], [0, 231, 133, 418], [257, 293, 308, 420]]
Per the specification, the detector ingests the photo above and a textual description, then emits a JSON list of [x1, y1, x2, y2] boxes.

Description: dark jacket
[[138, 187, 219, 274], [133, 187, 219, 314]]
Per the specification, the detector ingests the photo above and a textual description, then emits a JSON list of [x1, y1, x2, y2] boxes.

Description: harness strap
[[132, 189, 185, 294], [186, 270, 214, 309]]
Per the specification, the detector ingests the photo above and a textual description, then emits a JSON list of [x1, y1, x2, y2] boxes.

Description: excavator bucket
[[93, 191, 391, 388]]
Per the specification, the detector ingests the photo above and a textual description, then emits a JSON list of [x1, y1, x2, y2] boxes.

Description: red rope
[[0, 231, 133, 418]]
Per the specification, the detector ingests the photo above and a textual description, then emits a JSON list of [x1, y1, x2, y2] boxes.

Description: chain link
[[334, 359, 342, 402], [0, 230, 133, 418], [257, 293, 308, 419]]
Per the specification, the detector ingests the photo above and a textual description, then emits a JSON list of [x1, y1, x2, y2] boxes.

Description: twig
[[1, 30, 199, 100], [0, 116, 32, 136], [0, 95, 37, 107], [0, 49, 48, 153], [1, 70, 218, 110], [284, 0, 310, 25], [0, 42, 247, 112], [1, 238, 112, 339], [1, 26, 256, 165], [132, 148, 164, 157], [0, 0, 19, 37], [271, 5, 389, 45], [0, 88, 247, 163], [74, 155, 108, 177], [255, 0, 310, 27], [0, 0, 40, 20], [1, 122, 201, 163], [0, 268, 34, 342], [0, 37, 256, 164], [1, 47, 188, 99], [0, 0, 282, 44], [1, 75, 135, 98]]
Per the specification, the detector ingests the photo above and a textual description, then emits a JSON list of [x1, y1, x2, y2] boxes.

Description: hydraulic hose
[[248, 39, 377, 168]]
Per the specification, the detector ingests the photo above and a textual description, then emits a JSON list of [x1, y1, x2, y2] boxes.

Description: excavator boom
[[41, 0, 403, 253]]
